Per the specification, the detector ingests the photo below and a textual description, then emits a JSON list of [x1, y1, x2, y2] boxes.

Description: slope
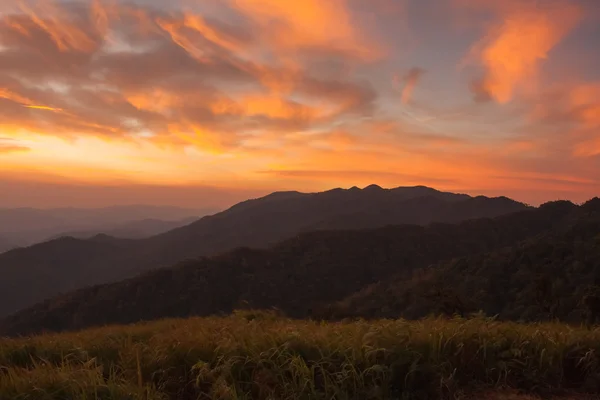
[[2, 316, 600, 399], [328, 198, 600, 322], [0, 186, 527, 318], [0, 200, 576, 337]]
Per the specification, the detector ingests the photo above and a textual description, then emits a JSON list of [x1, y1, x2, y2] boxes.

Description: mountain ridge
[[2, 196, 582, 337], [0, 185, 527, 318], [327, 198, 600, 322]]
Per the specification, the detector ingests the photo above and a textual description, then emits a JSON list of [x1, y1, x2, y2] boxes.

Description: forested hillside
[[0, 186, 526, 318], [330, 198, 600, 322], [0, 199, 583, 337]]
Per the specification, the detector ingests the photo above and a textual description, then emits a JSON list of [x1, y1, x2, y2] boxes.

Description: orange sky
[[0, 0, 599, 207]]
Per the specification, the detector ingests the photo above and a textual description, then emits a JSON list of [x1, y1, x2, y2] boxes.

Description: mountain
[[141, 186, 525, 260], [47, 217, 200, 241], [328, 198, 600, 323], [0, 205, 215, 253], [0, 186, 527, 319], [1, 198, 581, 337]]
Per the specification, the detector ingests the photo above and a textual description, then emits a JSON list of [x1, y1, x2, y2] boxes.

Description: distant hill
[[0, 205, 207, 231], [47, 217, 200, 241], [0, 205, 215, 253], [2, 197, 583, 337], [0, 185, 527, 318]]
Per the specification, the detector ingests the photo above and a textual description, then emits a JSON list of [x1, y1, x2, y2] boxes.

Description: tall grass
[[1, 312, 600, 399]]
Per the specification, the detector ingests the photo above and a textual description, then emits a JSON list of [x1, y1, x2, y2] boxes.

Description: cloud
[[0, 0, 378, 151], [568, 83, 600, 129], [462, 0, 582, 103], [525, 81, 600, 157], [0, 145, 29, 153], [0, 137, 29, 153], [573, 138, 600, 158], [229, 0, 380, 60], [572, 94, 600, 156], [395, 67, 426, 104], [468, 77, 492, 103]]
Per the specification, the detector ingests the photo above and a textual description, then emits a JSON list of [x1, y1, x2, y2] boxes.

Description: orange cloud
[[24, 105, 63, 112], [464, 1, 582, 103], [223, 95, 319, 120], [573, 137, 600, 158], [16, 0, 102, 53], [0, 145, 29, 153], [156, 13, 247, 63], [569, 84, 600, 157], [166, 123, 232, 155], [126, 89, 180, 114], [527, 81, 600, 158], [395, 67, 425, 104], [0, 88, 63, 113], [0, 142, 29, 154], [0, 136, 30, 154], [568, 83, 600, 128], [230, 0, 379, 59], [0, 0, 378, 146], [0, 88, 34, 105]]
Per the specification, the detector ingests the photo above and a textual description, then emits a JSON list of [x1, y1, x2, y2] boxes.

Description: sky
[[0, 0, 599, 208]]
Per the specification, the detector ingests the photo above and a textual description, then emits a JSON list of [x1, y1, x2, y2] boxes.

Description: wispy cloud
[[461, 0, 582, 104], [395, 67, 426, 105], [0, 137, 29, 153], [0, 144, 29, 153]]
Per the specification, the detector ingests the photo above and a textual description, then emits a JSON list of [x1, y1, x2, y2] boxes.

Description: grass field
[[1, 311, 600, 399]]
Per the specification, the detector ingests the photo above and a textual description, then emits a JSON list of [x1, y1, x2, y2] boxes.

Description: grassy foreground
[[1, 312, 600, 399]]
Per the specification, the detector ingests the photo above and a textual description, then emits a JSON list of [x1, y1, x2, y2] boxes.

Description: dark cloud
[[404, 67, 426, 83], [469, 77, 493, 103], [300, 75, 377, 116]]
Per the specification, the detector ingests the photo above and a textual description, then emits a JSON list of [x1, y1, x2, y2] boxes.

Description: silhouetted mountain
[[145, 186, 523, 258], [0, 206, 215, 253], [0, 186, 526, 318], [1, 199, 583, 337]]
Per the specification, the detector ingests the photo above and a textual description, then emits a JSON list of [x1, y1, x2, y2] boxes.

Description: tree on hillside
[[582, 284, 600, 327], [425, 285, 473, 318], [533, 274, 562, 320]]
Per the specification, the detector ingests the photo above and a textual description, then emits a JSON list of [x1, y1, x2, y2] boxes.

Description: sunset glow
[[0, 0, 598, 207]]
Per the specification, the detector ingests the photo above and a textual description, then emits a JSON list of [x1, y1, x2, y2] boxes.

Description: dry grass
[[465, 391, 597, 400], [1, 312, 600, 399]]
